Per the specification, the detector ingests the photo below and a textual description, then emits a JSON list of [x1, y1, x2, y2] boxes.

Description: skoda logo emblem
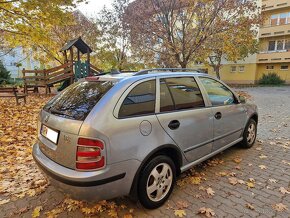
[[44, 115, 50, 123]]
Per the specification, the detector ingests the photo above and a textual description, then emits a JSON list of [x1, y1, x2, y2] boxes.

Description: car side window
[[160, 77, 205, 112], [199, 77, 236, 106], [119, 80, 156, 118]]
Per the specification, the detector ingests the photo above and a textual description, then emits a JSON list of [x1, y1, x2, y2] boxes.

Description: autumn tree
[[0, 0, 91, 64], [125, 0, 261, 69], [207, 28, 259, 79], [96, 0, 146, 71]]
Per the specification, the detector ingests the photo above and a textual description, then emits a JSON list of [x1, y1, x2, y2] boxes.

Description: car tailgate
[[37, 110, 83, 169]]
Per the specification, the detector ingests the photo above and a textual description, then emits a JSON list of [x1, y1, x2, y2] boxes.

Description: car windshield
[[43, 81, 115, 121]]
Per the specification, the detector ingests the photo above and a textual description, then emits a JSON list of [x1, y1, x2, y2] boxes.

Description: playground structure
[[22, 37, 101, 94]]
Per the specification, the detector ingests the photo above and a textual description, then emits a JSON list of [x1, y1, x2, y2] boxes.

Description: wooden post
[[70, 47, 74, 64], [64, 51, 68, 63], [87, 48, 90, 76], [23, 68, 27, 94], [77, 49, 80, 62]]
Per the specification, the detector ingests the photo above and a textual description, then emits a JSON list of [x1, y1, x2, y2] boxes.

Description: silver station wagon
[[33, 69, 258, 209]]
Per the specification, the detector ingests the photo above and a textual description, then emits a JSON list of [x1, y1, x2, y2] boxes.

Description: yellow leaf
[[247, 182, 255, 188], [174, 209, 186, 217], [108, 209, 118, 218], [191, 176, 201, 185], [32, 206, 43, 218], [123, 214, 133, 218]]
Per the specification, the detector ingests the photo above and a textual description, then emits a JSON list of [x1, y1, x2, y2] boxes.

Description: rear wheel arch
[[129, 144, 182, 200]]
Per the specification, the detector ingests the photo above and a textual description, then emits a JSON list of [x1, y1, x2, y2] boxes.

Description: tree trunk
[[215, 65, 221, 79], [180, 61, 187, 68]]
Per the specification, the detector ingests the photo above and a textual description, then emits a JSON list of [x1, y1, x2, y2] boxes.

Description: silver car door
[[156, 76, 214, 163], [199, 77, 247, 151]]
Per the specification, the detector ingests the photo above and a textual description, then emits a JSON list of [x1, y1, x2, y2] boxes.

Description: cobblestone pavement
[[1, 87, 290, 218]]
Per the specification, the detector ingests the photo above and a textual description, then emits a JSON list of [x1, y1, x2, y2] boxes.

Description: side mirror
[[239, 95, 246, 104]]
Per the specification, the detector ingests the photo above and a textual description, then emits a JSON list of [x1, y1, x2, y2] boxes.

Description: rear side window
[[199, 77, 236, 106], [119, 80, 156, 118], [43, 81, 114, 120], [160, 77, 204, 112]]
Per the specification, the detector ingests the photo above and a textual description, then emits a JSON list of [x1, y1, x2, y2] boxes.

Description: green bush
[[0, 60, 11, 84], [259, 73, 285, 85]]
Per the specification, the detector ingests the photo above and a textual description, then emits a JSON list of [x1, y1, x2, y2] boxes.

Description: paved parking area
[[1, 86, 290, 217]]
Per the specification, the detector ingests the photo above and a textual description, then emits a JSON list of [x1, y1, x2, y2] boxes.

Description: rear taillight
[[76, 138, 105, 170]]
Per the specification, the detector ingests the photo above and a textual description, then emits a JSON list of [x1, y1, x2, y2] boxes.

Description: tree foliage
[[125, 0, 261, 69], [0, 0, 91, 64], [96, 0, 145, 71]]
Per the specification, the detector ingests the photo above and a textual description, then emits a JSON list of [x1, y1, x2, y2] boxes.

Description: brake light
[[76, 138, 105, 170]]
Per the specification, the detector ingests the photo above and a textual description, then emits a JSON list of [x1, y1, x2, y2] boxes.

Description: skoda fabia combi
[[33, 69, 258, 209]]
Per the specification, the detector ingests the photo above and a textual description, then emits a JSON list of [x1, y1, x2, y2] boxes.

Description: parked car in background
[[33, 69, 258, 209]]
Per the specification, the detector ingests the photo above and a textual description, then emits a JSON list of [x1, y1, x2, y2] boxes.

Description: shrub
[[0, 60, 11, 84], [259, 73, 285, 85]]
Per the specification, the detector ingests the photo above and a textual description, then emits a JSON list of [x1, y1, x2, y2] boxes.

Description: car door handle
[[214, 112, 222, 120], [168, 120, 180, 130]]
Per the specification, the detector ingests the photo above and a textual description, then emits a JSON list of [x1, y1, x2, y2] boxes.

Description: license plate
[[41, 125, 59, 144]]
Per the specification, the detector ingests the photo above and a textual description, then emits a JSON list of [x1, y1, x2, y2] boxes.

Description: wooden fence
[[22, 62, 74, 94]]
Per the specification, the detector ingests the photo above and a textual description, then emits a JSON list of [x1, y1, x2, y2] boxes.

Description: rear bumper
[[32, 142, 141, 201]]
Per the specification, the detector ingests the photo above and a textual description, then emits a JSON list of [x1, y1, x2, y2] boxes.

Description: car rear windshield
[[43, 81, 115, 121]]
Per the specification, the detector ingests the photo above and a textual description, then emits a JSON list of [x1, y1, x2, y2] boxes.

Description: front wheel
[[138, 155, 176, 209], [240, 118, 257, 148]]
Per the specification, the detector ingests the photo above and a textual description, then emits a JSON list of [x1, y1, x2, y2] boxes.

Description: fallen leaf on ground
[[259, 154, 267, 159], [0, 199, 10, 205], [269, 179, 277, 183], [206, 187, 215, 196], [123, 214, 133, 218], [258, 165, 267, 170], [273, 203, 288, 212], [279, 187, 290, 194], [229, 177, 238, 185], [198, 207, 215, 217], [233, 157, 242, 164], [247, 182, 255, 188], [32, 206, 43, 218], [176, 200, 189, 209], [174, 209, 186, 217], [245, 203, 255, 210], [191, 176, 202, 185]]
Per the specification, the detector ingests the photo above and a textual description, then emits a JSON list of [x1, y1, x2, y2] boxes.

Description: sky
[[77, 0, 114, 17]]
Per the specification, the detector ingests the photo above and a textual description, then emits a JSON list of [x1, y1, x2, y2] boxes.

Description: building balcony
[[257, 50, 290, 63], [259, 23, 290, 38], [262, 0, 290, 12]]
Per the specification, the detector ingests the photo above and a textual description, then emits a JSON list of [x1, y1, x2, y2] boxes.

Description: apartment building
[[203, 0, 290, 84], [256, 0, 290, 84]]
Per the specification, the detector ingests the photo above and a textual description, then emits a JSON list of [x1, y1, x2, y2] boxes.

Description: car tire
[[240, 118, 257, 148], [138, 155, 176, 209]]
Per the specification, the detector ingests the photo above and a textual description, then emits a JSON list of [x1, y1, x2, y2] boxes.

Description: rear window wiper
[[50, 108, 74, 118]]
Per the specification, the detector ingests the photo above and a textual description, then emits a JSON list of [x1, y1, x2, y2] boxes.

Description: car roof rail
[[134, 68, 202, 75]]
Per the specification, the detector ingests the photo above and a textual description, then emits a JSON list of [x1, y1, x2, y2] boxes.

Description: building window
[[280, 13, 287, 25], [277, 40, 284, 50], [239, 66, 245, 72], [281, 65, 288, 70], [271, 14, 279, 26], [231, 66, 237, 72], [268, 41, 276, 51], [266, 65, 274, 70]]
